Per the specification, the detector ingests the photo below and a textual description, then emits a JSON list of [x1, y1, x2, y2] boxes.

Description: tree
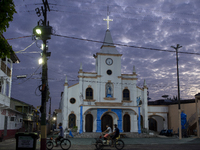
[[0, 0, 17, 58]]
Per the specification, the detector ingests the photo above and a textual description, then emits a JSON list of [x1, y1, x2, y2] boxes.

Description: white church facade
[[60, 17, 151, 133]]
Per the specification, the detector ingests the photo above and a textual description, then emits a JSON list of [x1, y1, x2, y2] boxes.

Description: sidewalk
[[0, 136, 199, 150]]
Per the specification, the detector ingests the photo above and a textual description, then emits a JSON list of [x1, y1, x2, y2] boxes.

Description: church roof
[[99, 30, 120, 54]]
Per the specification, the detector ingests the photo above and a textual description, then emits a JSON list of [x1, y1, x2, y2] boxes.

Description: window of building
[[107, 70, 112, 75], [10, 117, 15, 121], [70, 98, 76, 104], [123, 89, 130, 100], [69, 114, 76, 128], [86, 88, 93, 100]]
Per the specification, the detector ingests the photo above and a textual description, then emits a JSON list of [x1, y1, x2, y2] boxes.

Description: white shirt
[[107, 127, 112, 134]]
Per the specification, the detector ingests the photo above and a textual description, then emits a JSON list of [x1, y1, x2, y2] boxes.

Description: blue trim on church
[[96, 109, 108, 132], [79, 106, 83, 134], [96, 108, 123, 133]]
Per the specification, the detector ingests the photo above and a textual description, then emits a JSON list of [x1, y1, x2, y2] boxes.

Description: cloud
[[3, 0, 200, 112]]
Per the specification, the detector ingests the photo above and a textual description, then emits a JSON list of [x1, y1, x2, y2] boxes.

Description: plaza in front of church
[[0, 136, 200, 150]]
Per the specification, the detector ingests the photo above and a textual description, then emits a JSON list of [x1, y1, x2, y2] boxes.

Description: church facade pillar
[[62, 77, 68, 130], [131, 114, 138, 132], [132, 80, 137, 106], [143, 80, 148, 129]]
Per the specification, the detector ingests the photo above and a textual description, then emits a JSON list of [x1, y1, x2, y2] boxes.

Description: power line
[[15, 41, 36, 53], [17, 65, 41, 85], [52, 33, 200, 55], [6, 35, 32, 40]]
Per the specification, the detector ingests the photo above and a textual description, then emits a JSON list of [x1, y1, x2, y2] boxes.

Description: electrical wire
[[15, 41, 36, 53], [17, 65, 41, 85], [52, 33, 200, 55], [6, 35, 32, 40]]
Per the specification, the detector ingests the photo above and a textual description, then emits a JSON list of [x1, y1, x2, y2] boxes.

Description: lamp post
[[171, 44, 182, 139], [33, 1, 52, 149]]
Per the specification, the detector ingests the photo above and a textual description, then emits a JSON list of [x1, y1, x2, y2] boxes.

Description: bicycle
[[46, 136, 71, 150], [94, 134, 124, 150]]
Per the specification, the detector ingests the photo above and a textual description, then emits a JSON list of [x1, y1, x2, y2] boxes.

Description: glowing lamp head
[[36, 29, 42, 34], [38, 58, 43, 64], [53, 117, 56, 120]]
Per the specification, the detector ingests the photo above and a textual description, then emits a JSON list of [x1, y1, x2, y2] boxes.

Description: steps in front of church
[[68, 132, 157, 138]]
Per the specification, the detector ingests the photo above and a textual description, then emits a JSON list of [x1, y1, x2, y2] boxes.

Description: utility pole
[[33, 0, 52, 149], [171, 44, 182, 140]]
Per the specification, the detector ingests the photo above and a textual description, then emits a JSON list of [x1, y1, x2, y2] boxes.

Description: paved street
[[0, 137, 200, 150]]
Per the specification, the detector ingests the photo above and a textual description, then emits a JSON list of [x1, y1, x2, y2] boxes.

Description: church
[[60, 14, 149, 133]]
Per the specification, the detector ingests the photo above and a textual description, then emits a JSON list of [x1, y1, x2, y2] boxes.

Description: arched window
[[86, 88, 93, 100], [69, 114, 76, 128], [123, 89, 130, 100]]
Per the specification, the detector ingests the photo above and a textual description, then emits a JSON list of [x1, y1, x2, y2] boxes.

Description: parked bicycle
[[46, 136, 71, 150], [94, 134, 124, 150]]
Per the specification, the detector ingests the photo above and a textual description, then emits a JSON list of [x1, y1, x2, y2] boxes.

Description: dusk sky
[[3, 0, 200, 113]]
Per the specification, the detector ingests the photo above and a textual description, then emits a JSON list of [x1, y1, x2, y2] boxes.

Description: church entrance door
[[123, 114, 130, 132], [101, 114, 113, 132], [85, 114, 93, 132]]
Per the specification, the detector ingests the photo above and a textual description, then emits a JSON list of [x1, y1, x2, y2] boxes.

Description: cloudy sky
[[3, 0, 200, 112]]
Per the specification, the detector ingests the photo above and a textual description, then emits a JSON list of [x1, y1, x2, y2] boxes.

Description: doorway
[[123, 114, 130, 132], [85, 114, 93, 132], [101, 114, 113, 132], [149, 118, 157, 131], [4, 116, 8, 136]]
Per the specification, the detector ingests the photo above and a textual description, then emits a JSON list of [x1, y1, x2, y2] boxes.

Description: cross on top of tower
[[103, 6, 113, 30]]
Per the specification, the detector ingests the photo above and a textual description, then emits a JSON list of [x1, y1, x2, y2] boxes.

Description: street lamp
[[38, 58, 43, 64], [33, 25, 52, 40], [36, 29, 42, 35]]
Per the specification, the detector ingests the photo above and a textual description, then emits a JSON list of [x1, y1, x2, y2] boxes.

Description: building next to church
[[60, 15, 149, 133], [0, 35, 23, 140]]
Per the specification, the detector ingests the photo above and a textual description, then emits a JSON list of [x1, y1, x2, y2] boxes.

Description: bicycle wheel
[[114, 139, 124, 150], [95, 140, 103, 150], [46, 141, 54, 150], [60, 138, 71, 150]]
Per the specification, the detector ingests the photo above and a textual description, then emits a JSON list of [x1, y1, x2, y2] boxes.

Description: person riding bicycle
[[55, 123, 64, 147], [102, 124, 112, 139], [111, 124, 120, 146]]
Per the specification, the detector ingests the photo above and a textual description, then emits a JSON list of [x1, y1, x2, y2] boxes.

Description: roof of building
[[0, 34, 20, 63], [11, 97, 36, 109], [99, 30, 120, 54], [148, 99, 195, 105]]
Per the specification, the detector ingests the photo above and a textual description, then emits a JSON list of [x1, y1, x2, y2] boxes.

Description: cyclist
[[102, 125, 112, 139], [55, 123, 64, 147], [111, 124, 120, 146]]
